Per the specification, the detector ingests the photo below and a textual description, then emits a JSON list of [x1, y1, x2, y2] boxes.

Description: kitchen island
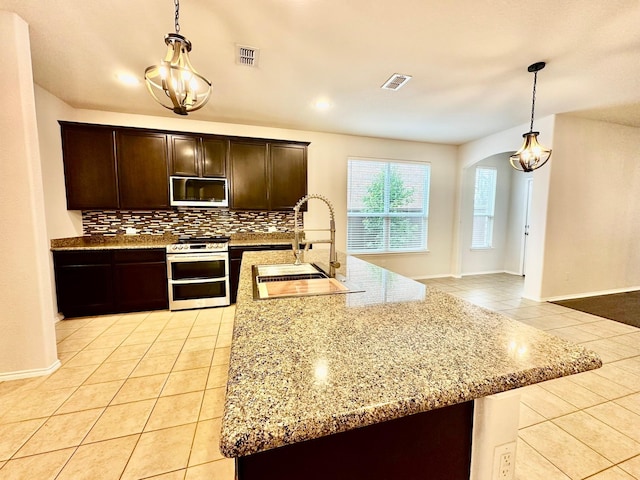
[[220, 250, 601, 479]]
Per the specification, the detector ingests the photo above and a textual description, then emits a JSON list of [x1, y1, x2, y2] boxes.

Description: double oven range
[[166, 237, 230, 311]]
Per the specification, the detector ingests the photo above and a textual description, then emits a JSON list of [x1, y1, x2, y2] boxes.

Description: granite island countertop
[[220, 250, 602, 458]]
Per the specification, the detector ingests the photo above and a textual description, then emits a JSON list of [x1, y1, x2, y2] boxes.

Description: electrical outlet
[[493, 441, 516, 480]]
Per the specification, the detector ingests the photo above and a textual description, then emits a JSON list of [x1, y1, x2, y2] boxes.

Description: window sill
[[351, 250, 430, 256], [470, 247, 494, 251]]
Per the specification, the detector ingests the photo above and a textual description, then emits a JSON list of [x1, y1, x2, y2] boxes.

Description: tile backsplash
[[82, 208, 297, 236]]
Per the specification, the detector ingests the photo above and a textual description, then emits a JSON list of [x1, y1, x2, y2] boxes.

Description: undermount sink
[[252, 263, 357, 299]]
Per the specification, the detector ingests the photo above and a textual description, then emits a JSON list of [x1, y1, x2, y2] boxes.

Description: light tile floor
[[422, 274, 640, 480], [0, 273, 638, 479], [0, 308, 235, 480]]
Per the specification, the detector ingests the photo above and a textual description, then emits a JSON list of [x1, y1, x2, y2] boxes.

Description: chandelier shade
[[510, 62, 551, 172], [510, 131, 552, 172], [144, 1, 211, 115]]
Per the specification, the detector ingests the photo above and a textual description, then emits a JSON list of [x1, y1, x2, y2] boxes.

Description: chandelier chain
[[529, 71, 538, 133], [174, 0, 180, 33]]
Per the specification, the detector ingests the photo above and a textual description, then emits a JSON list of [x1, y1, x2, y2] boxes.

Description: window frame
[[471, 166, 497, 250], [346, 158, 431, 254]]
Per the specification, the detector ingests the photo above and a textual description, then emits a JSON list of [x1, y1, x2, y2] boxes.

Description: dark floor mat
[[552, 291, 640, 328]]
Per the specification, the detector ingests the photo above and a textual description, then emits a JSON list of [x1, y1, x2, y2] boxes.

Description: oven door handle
[[169, 277, 228, 285], [166, 253, 228, 262]]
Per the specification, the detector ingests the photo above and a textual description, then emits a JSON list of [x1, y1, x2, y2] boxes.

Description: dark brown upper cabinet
[[60, 122, 307, 212], [229, 140, 309, 210], [229, 140, 269, 210], [269, 143, 308, 211], [60, 123, 119, 209], [116, 130, 170, 209], [169, 134, 227, 178]]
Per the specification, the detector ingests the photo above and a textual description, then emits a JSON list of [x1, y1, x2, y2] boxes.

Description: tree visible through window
[[347, 159, 430, 253], [472, 166, 497, 249]]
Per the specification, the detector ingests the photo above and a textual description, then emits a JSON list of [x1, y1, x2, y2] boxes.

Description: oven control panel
[[166, 242, 228, 253]]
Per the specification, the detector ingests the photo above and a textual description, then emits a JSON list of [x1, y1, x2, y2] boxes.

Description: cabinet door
[[53, 251, 115, 317], [229, 258, 242, 304], [202, 137, 227, 177], [170, 135, 200, 176], [116, 130, 170, 209], [113, 250, 168, 312], [269, 144, 308, 210], [60, 123, 119, 209], [229, 141, 269, 210]]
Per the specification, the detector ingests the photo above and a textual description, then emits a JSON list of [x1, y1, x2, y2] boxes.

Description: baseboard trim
[[504, 270, 523, 276], [544, 286, 640, 303], [460, 270, 514, 277], [411, 274, 456, 281], [0, 359, 61, 382], [412, 271, 523, 281]]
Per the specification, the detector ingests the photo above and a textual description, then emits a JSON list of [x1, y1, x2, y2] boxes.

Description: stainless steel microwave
[[170, 176, 229, 207]]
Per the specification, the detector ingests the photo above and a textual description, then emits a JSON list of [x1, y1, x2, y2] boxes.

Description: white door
[[521, 178, 534, 276]]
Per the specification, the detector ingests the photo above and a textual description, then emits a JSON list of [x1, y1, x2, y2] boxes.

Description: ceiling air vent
[[381, 73, 412, 91], [236, 45, 259, 67]]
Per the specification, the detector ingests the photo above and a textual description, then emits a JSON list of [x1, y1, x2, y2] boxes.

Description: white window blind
[[347, 159, 430, 253], [472, 166, 497, 249]]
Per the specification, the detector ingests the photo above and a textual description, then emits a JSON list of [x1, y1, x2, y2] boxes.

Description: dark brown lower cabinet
[[53, 249, 168, 318], [53, 251, 114, 318], [113, 250, 168, 312], [236, 400, 473, 480]]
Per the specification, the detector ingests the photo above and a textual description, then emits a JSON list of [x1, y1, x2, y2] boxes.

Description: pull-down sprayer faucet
[[293, 194, 340, 278]]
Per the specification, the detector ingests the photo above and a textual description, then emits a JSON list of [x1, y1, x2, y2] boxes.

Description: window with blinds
[[347, 158, 430, 253], [471, 166, 497, 249]]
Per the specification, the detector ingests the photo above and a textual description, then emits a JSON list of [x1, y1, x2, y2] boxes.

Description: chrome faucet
[[293, 194, 340, 277]]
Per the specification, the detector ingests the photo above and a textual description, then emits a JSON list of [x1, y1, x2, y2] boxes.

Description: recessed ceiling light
[[314, 99, 331, 110], [116, 73, 141, 86]]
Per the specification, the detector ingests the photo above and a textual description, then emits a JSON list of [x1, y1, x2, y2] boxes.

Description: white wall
[[0, 12, 59, 379], [458, 115, 555, 299], [39, 105, 458, 279], [504, 171, 533, 274], [35, 86, 82, 238], [459, 153, 513, 275], [540, 115, 640, 299]]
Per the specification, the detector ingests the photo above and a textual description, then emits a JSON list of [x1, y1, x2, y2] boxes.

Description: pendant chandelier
[[510, 62, 552, 172], [144, 0, 211, 115]]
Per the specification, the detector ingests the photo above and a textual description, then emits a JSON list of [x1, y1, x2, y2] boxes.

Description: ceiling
[[2, 0, 640, 144]]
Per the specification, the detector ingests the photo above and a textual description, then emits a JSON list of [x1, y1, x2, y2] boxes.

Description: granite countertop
[[229, 233, 295, 247], [50, 233, 295, 251], [50, 233, 178, 250], [220, 250, 602, 458]]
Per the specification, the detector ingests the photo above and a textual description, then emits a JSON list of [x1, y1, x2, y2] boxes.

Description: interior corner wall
[[0, 11, 59, 379], [35, 86, 83, 239], [540, 115, 640, 299], [458, 116, 554, 297], [459, 153, 514, 275], [504, 169, 532, 274]]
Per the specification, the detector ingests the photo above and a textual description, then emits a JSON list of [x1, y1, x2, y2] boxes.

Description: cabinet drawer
[[113, 249, 166, 263], [229, 243, 292, 259], [53, 250, 112, 266]]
